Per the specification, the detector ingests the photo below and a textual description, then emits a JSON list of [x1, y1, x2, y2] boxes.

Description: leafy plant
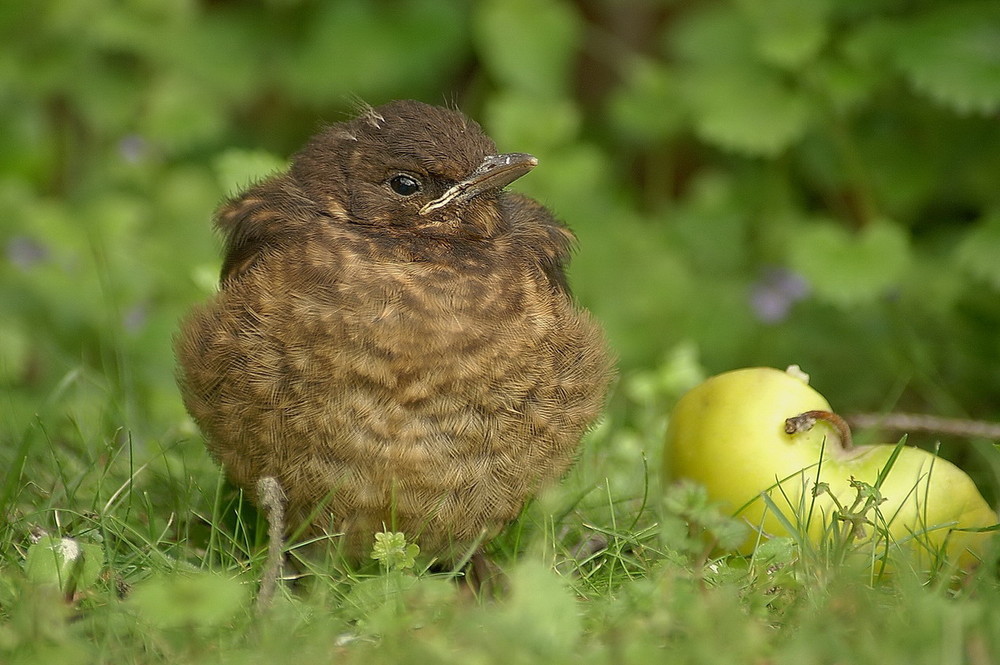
[[2, 0, 1000, 663]]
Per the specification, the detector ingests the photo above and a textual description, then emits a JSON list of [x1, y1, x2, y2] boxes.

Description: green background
[[3, 1, 1000, 663], [5, 0, 1000, 513]]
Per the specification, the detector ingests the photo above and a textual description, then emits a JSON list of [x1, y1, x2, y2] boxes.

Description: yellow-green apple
[[663, 366, 996, 569]]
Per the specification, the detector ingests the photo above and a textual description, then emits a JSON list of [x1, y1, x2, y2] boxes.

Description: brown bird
[[175, 100, 614, 568]]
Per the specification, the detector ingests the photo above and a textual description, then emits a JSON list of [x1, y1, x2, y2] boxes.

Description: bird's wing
[[215, 177, 320, 284], [502, 192, 577, 295]]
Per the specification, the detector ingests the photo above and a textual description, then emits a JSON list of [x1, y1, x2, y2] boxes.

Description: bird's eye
[[388, 174, 421, 196]]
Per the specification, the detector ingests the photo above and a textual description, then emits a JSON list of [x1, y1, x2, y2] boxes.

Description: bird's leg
[[464, 549, 507, 598], [255, 476, 287, 612]]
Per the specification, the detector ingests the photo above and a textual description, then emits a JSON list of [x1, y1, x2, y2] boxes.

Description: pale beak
[[419, 153, 537, 216]]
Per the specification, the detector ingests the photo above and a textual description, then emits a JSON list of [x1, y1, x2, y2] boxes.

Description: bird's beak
[[419, 153, 538, 216]]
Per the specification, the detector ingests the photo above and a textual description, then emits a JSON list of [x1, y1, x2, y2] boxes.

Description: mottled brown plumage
[[175, 100, 614, 562]]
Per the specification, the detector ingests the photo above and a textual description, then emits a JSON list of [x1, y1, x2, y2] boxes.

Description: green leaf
[[886, 3, 1000, 115], [734, 0, 830, 69], [670, 8, 811, 155], [152, 8, 263, 104], [286, 0, 467, 103], [500, 562, 581, 656], [24, 537, 104, 596], [669, 5, 754, 65], [787, 219, 911, 307], [483, 91, 581, 153], [474, 0, 582, 97], [955, 213, 1000, 290], [751, 536, 797, 566], [0, 583, 90, 664], [0, 320, 31, 385], [809, 56, 878, 112], [129, 571, 249, 630], [370, 531, 420, 571], [662, 480, 750, 554], [608, 58, 684, 142], [141, 76, 227, 150], [570, 211, 695, 369], [681, 63, 811, 156], [669, 172, 749, 272], [213, 148, 289, 198], [0, 102, 57, 182]]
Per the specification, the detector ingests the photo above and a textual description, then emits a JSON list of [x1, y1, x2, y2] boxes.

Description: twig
[[847, 413, 1000, 441]]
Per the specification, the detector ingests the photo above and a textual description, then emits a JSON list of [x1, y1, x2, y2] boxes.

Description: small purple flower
[[5, 235, 49, 269], [123, 301, 149, 333], [750, 267, 810, 323], [118, 134, 149, 164]]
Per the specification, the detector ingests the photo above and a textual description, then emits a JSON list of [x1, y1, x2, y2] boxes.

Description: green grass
[[2, 361, 998, 665], [4, 1, 1000, 661]]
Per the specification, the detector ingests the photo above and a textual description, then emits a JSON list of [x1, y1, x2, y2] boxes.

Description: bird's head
[[291, 100, 537, 239]]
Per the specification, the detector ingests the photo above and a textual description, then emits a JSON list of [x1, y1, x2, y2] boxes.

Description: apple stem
[[784, 410, 854, 451]]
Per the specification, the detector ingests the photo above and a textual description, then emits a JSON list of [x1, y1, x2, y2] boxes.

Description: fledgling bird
[[175, 100, 614, 565]]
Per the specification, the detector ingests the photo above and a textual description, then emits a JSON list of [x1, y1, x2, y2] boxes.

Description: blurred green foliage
[[2, 0, 1000, 469], [1, 6, 1000, 662]]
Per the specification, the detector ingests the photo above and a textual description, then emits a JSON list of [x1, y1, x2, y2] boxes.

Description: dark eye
[[388, 174, 421, 196]]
